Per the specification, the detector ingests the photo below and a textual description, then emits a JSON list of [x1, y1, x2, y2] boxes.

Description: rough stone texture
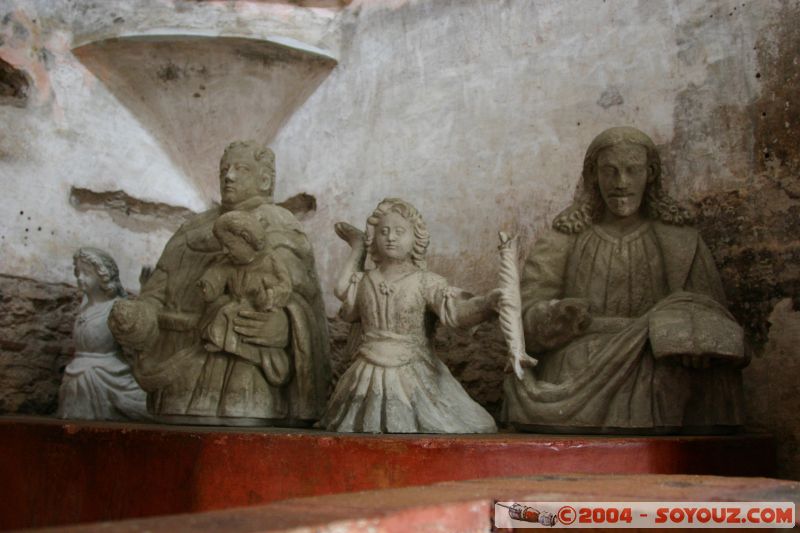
[[745, 299, 800, 480], [433, 322, 507, 421], [682, 2, 800, 479], [277, 192, 317, 221], [683, 1, 800, 348], [68, 186, 316, 234], [69, 186, 196, 234], [0, 274, 80, 414], [327, 316, 353, 385], [694, 175, 800, 346]]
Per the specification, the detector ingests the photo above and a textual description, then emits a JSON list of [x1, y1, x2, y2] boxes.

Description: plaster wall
[[272, 0, 771, 310], [270, 0, 800, 479]]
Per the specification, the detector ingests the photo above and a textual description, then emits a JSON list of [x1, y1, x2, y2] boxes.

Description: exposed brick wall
[[0, 274, 80, 414]]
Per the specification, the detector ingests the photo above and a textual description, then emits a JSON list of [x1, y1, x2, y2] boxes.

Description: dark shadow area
[[277, 192, 317, 220], [69, 186, 196, 234], [0, 56, 30, 107]]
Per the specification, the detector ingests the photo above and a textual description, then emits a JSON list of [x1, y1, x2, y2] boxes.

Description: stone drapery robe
[[320, 269, 497, 433], [197, 251, 292, 389], [503, 221, 746, 432], [58, 298, 150, 421], [122, 197, 330, 425]]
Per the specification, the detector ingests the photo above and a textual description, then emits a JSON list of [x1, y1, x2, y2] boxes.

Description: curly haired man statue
[[503, 127, 747, 434]]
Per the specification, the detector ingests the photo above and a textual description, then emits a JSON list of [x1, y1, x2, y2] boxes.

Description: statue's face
[[375, 211, 414, 262], [219, 150, 267, 207], [222, 234, 256, 265], [596, 142, 649, 219], [75, 259, 100, 295]]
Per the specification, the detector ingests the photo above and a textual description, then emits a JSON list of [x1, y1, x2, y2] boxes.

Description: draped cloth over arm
[[503, 223, 746, 432]]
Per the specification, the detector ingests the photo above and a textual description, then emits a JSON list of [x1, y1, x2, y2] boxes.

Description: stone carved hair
[[213, 210, 266, 252], [222, 140, 276, 200], [73, 247, 127, 298], [365, 198, 430, 270], [552, 126, 692, 234]]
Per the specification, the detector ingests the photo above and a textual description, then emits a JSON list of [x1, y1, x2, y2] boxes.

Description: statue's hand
[[528, 298, 592, 350], [197, 279, 214, 302], [485, 288, 504, 313], [263, 279, 292, 309], [234, 309, 290, 348], [334, 222, 366, 249], [551, 298, 592, 335]]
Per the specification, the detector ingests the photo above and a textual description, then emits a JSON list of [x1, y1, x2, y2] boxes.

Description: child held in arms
[[197, 210, 293, 386]]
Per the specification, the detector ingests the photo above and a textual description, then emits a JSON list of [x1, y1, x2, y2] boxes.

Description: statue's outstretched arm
[[333, 222, 367, 302], [440, 288, 502, 329]]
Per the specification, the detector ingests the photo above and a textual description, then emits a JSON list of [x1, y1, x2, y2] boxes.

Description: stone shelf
[[0, 416, 776, 529]]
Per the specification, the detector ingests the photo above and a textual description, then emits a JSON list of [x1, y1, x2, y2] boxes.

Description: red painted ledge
[[0, 416, 776, 530]]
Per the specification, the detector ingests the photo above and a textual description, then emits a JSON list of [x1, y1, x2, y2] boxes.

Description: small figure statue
[[108, 141, 330, 426], [58, 247, 150, 421], [197, 210, 293, 387], [503, 126, 748, 433], [320, 198, 499, 433]]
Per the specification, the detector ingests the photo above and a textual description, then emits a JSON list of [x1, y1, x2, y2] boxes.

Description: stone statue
[[198, 211, 293, 387], [108, 141, 330, 426], [503, 127, 748, 434], [58, 247, 150, 421], [320, 198, 499, 433]]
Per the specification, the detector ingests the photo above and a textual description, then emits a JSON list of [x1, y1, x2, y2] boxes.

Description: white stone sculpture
[[57, 247, 150, 421]]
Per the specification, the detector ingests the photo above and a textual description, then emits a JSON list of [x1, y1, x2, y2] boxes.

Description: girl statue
[[57, 248, 150, 421], [320, 198, 499, 433]]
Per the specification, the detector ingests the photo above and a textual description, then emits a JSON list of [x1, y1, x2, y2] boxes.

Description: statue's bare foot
[[334, 222, 365, 248]]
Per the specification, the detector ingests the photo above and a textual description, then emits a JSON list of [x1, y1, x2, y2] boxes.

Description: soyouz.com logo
[[494, 502, 795, 528]]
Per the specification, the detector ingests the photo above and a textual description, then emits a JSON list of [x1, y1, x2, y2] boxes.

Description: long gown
[[125, 198, 330, 426], [321, 269, 497, 433], [503, 221, 746, 432], [58, 298, 150, 421]]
